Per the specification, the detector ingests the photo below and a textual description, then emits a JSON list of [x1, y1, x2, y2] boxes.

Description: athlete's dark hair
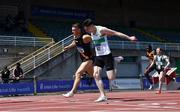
[[72, 23, 86, 34], [157, 47, 163, 51], [146, 45, 153, 52], [83, 19, 94, 27], [72, 23, 82, 29]]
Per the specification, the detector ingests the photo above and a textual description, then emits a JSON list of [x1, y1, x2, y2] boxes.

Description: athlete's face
[[72, 26, 81, 36], [156, 48, 161, 55], [84, 25, 94, 34]]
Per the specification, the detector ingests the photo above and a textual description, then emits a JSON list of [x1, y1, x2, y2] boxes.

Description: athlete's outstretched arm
[[100, 28, 137, 42], [64, 41, 76, 51]]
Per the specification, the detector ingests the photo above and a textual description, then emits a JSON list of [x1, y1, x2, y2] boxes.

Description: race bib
[[95, 44, 106, 54]]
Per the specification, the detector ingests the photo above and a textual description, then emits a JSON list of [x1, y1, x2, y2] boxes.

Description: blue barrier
[[0, 82, 34, 95], [176, 77, 180, 82], [0, 79, 109, 95], [143, 79, 151, 89], [78, 79, 109, 90], [37, 80, 73, 93], [37, 79, 109, 93]]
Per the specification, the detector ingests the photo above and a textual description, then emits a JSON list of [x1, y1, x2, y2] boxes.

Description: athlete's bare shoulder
[[82, 34, 92, 43]]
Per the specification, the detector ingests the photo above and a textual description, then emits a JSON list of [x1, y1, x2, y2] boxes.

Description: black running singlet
[[74, 34, 93, 62]]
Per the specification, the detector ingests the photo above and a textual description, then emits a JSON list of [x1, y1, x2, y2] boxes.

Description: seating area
[[0, 28, 33, 37], [106, 25, 156, 42], [32, 20, 157, 42], [32, 20, 72, 42], [0, 13, 33, 37], [142, 28, 180, 43], [31, 20, 180, 43]]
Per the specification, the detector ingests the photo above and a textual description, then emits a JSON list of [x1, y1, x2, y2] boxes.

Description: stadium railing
[[6, 34, 73, 78], [109, 40, 180, 51], [7, 42, 54, 71], [0, 35, 54, 47]]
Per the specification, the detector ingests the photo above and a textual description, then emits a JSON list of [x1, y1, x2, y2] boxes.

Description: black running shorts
[[94, 53, 114, 71]]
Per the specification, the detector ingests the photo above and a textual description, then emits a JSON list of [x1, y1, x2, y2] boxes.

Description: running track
[[0, 91, 179, 112]]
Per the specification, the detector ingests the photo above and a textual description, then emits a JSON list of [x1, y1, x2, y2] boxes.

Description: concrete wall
[[26, 48, 79, 79]]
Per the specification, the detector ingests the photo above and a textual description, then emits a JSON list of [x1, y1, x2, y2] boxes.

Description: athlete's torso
[[91, 26, 111, 56], [74, 34, 92, 61], [154, 55, 168, 70]]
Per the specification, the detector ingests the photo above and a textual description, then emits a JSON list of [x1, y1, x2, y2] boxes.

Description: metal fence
[[109, 41, 180, 51], [0, 35, 54, 47]]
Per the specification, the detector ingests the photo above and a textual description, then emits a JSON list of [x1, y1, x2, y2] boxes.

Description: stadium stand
[[142, 28, 180, 43], [31, 20, 158, 42], [106, 26, 157, 42], [30, 19, 180, 43], [32, 19, 72, 42], [0, 26, 33, 36]]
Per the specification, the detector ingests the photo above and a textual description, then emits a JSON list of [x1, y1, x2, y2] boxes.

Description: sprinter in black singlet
[[144, 45, 155, 90], [62, 23, 93, 97]]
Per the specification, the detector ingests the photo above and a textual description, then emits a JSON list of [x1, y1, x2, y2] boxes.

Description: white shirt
[[91, 26, 111, 56]]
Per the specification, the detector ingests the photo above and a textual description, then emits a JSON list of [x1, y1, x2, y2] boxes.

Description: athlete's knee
[[93, 71, 100, 80], [159, 78, 163, 82], [108, 73, 115, 81], [75, 71, 83, 79], [159, 76, 164, 82], [107, 70, 115, 81]]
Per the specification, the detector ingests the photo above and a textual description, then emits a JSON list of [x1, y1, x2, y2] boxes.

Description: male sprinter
[[144, 45, 155, 90], [83, 19, 137, 102], [62, 23, 93, 97], [147, 47, 170, 94]]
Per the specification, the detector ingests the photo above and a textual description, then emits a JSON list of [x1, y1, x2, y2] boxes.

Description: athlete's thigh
[[159, 71, 164, 80], [86, 61, 94, 77], [106, 69, 115, 80], [76, 60, 92, 75]]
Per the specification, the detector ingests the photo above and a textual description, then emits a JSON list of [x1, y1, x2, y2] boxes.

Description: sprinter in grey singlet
[[147, 47, 170, 94]]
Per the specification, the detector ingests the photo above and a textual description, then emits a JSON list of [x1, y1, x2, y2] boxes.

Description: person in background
[[13, 63, 24, 83], [144, 45, 155, 90], [146, 48, 170, 94], [1, 66, 10, 83]]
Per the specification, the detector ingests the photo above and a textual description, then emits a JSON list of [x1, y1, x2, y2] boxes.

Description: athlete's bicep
[[165, 56, 170, 63], [100, 28, 116, 36]]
